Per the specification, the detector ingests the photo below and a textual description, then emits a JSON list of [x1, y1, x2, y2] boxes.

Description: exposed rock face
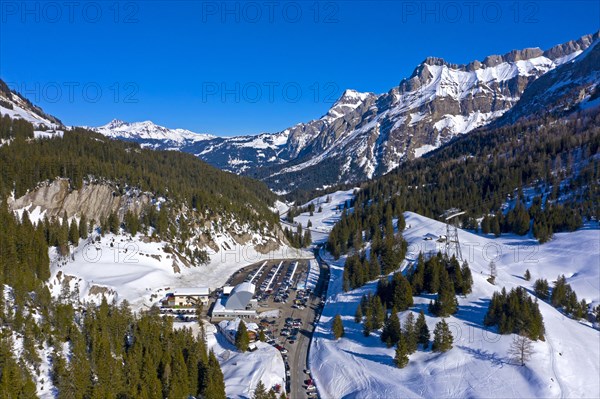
[[8, 179, 151, 221], [497, 34, 600, 125], [8, 178, 288, 255]]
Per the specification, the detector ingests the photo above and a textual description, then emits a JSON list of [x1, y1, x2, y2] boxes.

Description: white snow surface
[[0, 94, 59, 128], [205, 323, 286, 399], [48, 231, 309, 311], [310, 212, 600, 399]]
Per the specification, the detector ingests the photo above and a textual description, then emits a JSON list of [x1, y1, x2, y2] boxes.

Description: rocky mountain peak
[[104, 119, 128, 129], [543, 31, 599, 60]]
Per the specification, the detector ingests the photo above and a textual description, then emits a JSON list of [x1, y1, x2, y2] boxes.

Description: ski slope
[[309, 212, 600, 399]]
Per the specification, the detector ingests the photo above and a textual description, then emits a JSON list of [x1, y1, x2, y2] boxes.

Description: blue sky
[[1, 1, 598, 135]]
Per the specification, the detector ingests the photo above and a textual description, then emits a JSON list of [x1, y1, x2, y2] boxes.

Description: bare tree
[[508, 334, 534, 366], [488, 260, 497, 284]]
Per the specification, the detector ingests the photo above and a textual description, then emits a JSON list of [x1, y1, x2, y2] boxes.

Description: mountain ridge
[[1, 32, 597, 196]]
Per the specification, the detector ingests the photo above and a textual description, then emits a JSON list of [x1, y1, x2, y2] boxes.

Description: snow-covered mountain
[[497, 36, 600, 125], [0, 79, 63, 128], [91, 32, 597, 194], [93, 119, 215, 148]]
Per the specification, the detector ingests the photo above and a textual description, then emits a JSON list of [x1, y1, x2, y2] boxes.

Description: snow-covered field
[[49, 231, 309, 311], [310, 212, 600, 399]]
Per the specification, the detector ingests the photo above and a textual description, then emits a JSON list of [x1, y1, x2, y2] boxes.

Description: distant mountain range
[[1, 32, 598, 196]]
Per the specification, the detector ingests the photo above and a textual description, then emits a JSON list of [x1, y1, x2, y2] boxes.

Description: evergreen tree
[[551, 275, 569, 308], [461, 261, 473, 294], [416, 310, 430, 349], [429, 269, 458, 317], [432, 319, 453, 353], [354, 305, 363, 323], [533, 278, 549, 300], [524, 269, 531, 281], [107, 211, 120, 234], [491, 216, 501, 237], [68, 218, 79, 244], [371, 296, 385, 330], [403, 312, 418, 354], [204, 350, 226, 399], [394, 334, 409, 368], [392, 273, 413, 311], [381, 308, 401, 347], [78, 213, 88, 239], [235, 320, 250, 352], [254, 380, 268, 399], [363, 306, 373, 337], [332, 314, 345, 340]]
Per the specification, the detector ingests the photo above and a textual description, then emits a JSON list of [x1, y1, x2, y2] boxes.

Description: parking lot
[[216, 258, 325, 398]]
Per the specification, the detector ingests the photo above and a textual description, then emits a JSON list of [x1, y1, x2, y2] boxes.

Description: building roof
[[225, 282, 255, 310], [172, 287, 210, 296], [218, 318, 259, 335]]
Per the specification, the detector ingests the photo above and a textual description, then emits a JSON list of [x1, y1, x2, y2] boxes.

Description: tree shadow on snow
[[457, 345, 507, 367], [453, 298, 491, 329], [340, 348, 395, 368]]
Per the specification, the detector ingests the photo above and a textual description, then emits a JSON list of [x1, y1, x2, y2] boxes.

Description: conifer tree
[[392, 273, 413, 311], [371, 296, 385, 330], [332, 314, 345, 340], [524, 269, 531, 281], [363, 306, 373, 337], [461, 261, 473, 294], [429, 269, 458, 317], [235, 320, 250, 352], [68, 218, 79, 244], [533, 278, 549, 300], [416, 310, 430, 349], [108, 211, 120, 234], [394, 334, 409, 368], [381, 308, 401, 347], [354, 305, 363, 323], [79, 213, 88, 239], [432, 319, 453, 353], [488, 260, 497, 284], [204, 350, 226, 399], [254, 380, 268, 399], [403, 312, 418, 354]]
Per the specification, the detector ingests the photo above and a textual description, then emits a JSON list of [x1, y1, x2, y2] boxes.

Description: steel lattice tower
[[442, 209, 465, 261]]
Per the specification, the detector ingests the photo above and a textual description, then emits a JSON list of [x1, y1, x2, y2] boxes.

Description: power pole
[[442, 209, 465, 261]]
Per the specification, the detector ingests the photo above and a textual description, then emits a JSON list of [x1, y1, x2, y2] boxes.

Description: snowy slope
[[205, 323, 286, 399], [309, 212, 600, 399], [0, 79, 62, 128], [48, 230, 310, 311]]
